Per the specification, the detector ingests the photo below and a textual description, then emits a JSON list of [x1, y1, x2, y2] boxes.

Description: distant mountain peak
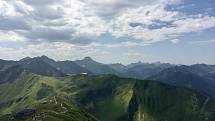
[[83, 57, 94, 61], [20, 57, 32, 61], [20, 55, 54, 62], [36, 55, 55, 62], [134, 61, 144, 65], [40, 55, 51, 59]]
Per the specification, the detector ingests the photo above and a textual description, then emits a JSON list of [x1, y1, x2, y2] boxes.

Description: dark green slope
[[71, 75, 215, 121], [0, 74, 215, 121], [72, 75, 135, 121], [0, 65, 24, 84], [126, 81, 215, 121]]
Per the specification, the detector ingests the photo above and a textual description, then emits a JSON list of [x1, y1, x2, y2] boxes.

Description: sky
[[0, 0, 215, 64]]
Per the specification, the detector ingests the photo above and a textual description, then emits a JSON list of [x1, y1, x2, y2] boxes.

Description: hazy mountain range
[[1, 56, 215, 121], [1, 56, 215, 97]]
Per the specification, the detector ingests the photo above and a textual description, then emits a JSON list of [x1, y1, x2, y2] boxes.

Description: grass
[[0, 73, 215, 121]]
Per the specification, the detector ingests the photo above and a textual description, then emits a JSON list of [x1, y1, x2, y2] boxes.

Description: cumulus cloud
[[109, 4, 215, 43], [0, 0, 215, 47], [82, 0, 181, 18], [0, 31, 26, 42]]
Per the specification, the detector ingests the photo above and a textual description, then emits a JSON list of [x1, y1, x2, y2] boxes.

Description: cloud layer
[[1, 0, 215, 44], [0, 0, 215, 63]]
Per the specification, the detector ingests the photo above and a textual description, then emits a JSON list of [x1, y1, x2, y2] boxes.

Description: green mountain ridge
[[1, 56, 215, 98], [0, 73, 215, 121]]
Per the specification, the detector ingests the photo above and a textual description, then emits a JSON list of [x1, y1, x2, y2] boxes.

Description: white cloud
[[170, 39, 180, 44], [0, 0, 215, 47], [0, 31, 26, 42], [109, 5, 215, 43], [82, 0, 181, 18], [0, 0, 33, 17], [0, 1, 19, 17], [0, 42, 107, 61], [87, 41, 150, 48]]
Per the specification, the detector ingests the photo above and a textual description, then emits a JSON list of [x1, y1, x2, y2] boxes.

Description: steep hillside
[[0, 73, 215, 121], [149, 65, 215, 97], [126, 81, 215, 121], [0, 65, 24, 84], [0, 59, 16, 71]]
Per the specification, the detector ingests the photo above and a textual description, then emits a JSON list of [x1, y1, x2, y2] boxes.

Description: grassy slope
[[0, 73, 98, 121], [127, 81, 215, 121], [0, 73, 215, 121], [68, 75, 135, 121]]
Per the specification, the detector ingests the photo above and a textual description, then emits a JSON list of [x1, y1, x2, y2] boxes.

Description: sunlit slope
[[0, 73, 215, 121], [0, 74, 98, 121]]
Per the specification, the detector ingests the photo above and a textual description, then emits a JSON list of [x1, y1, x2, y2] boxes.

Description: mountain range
[[1, 56, 215, 121], [0, 56, 215, 98]]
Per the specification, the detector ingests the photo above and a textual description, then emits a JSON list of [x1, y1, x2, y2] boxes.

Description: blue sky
[[0, 0, 215, 64]]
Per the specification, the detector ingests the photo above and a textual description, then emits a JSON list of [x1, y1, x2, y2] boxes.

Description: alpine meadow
[[0, 0, 215, 121]]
